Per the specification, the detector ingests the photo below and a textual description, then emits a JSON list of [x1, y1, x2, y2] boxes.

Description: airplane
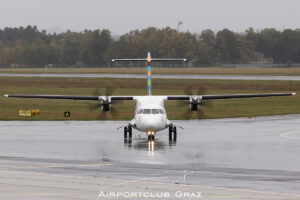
[[4, 52, 296, 141]]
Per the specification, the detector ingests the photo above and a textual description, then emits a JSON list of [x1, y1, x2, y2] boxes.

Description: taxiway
[[0, 115, 300, 199]]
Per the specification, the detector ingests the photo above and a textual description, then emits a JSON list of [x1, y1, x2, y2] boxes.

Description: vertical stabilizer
[[147, 52, 152, 96], [112, 53, 186, 96]]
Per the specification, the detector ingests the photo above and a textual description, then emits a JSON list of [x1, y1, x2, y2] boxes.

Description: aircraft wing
[[167, 93, 296, 100], [5, 93, 295, 101], [4, 94, 134, 101]]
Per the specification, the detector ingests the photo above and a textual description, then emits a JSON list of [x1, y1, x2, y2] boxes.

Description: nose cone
[[140, 115, 162, 131]]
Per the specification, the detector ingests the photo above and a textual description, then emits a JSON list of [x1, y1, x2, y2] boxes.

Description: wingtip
[[292, 92, 296, 96], [112, 59, 115, 62], [4, 94, 8, 97]]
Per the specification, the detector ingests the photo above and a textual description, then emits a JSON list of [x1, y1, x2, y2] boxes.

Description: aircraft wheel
[[148, 135, 152, 140], [124, 127, 128, 138], [169, 126, 174, 141], [173, 127, 177, 141], [152, 135, 155, 140], [128, 126, 132, 138]]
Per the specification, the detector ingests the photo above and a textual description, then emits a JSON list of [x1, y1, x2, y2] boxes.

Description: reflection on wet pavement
[[0, 115, 300, 194]]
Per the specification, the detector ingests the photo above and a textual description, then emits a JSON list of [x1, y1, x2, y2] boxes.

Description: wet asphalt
[[0, 115, 300, 196]]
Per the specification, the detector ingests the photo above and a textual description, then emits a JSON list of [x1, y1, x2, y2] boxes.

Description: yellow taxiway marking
[[280, 130, 300, 140]]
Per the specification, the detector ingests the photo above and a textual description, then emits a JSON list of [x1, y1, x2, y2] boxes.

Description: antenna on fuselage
[[112, 53, 187, 96]]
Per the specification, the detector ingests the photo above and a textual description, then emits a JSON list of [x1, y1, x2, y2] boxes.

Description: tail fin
[[147, 52, 152, 95], [112, 52, 186, 96]]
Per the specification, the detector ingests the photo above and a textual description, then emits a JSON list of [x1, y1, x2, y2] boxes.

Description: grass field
[[1, 67, 300, 76], [0, 76, 299, 120]]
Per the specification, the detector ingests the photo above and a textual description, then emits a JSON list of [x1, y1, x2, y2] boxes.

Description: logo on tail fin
[[147, 52, 152, 96]]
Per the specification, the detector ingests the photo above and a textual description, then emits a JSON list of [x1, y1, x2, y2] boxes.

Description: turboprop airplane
[[4, 52, 296, 141]]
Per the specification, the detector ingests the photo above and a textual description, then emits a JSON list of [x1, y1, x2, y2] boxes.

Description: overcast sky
[[0, 0, 299, 35]]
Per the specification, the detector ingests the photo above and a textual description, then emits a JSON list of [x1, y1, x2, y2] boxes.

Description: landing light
[[147, 131, 154, 135]]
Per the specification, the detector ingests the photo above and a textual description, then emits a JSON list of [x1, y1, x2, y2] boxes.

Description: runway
[[2, 73, 300, 80], [0, 115, 300, 199]]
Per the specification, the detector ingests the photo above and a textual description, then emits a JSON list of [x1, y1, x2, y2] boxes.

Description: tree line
[[0, 25, 300, 67]]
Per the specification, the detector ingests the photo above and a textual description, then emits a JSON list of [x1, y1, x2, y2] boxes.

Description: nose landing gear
[[169, 125, 177, 141], [147, 131, 155, 140], [148, 134, 155, 140]]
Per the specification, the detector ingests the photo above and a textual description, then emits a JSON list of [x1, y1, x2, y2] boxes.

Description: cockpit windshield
[[152, 109, 160, 114], [137, 109, 165, 114], [143, 109, 151, 114]]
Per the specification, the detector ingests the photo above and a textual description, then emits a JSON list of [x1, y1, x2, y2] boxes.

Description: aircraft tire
[[173, 127, 177, 141], [169, 126, 173, 140], [128, 126, 132, 138], [124, 127, 128, 138]]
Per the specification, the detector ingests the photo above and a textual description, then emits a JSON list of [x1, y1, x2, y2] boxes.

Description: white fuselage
[[130, 96, 171, 133]]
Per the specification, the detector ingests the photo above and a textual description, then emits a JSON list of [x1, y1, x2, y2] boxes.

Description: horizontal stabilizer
[[112, 58, 187, 62]]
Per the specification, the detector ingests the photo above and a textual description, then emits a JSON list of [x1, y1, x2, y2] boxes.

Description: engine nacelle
[[100, 97, 111, 112], [102, 103, 111, 112], [189, 96, 202, 111], [190, 103, 199, 111]]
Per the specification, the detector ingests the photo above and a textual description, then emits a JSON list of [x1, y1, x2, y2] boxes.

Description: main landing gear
[[169, 125, 177, 141], [124, 126, 132, 145], [124, 126, 132, 139]]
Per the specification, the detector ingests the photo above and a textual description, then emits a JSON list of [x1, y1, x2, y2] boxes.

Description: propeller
[[178, 86, 213, 119], [88, 88, 119, 120]]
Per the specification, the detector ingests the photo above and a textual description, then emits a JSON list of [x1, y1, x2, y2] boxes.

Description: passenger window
[[143, 109, 151, 114], [137, 109, 143, 114]]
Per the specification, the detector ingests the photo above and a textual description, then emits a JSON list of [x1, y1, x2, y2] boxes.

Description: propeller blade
[[196, 87, 207, 95], [88, 103, 101, 111], [110, 107, 118, 119], [183, 86, 206, 96], [98, 110, 108, 120], [182, 108, 192, 119], [176, 100, 189, 107], [95, 108, 118, 120], [105, 88, 115, 97], [196, 109, 207, 119], [184, 87, 193, 96], [92, 88, 102, 96]]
